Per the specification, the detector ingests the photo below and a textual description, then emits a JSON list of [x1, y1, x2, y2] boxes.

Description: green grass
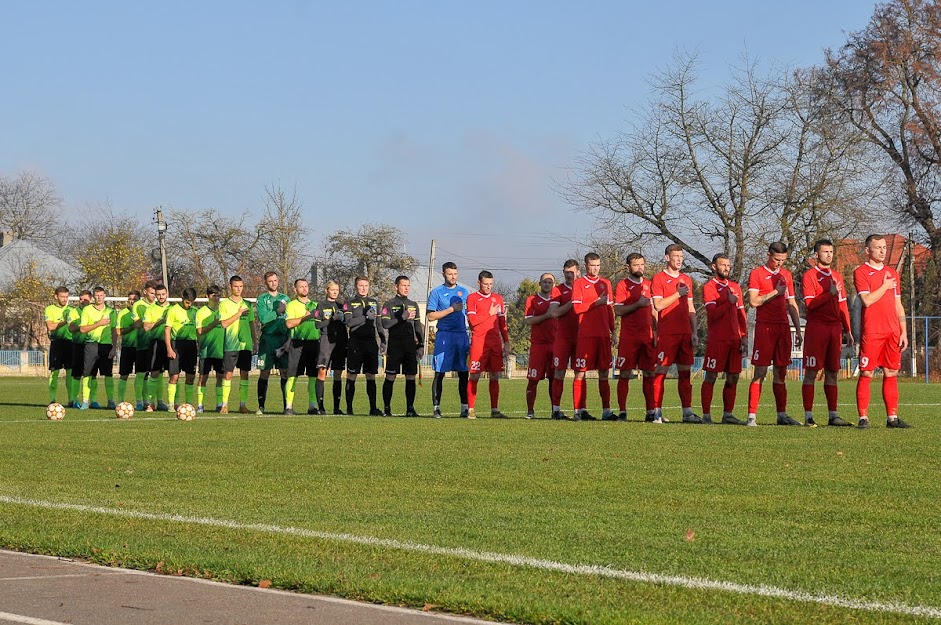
[[1, 375, 939, 624]]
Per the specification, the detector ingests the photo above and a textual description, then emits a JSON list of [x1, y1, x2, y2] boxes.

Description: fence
[[0, 350, 46, 375]]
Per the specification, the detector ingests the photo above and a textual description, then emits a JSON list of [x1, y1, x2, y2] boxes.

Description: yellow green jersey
[[219, 297, 254, 352]]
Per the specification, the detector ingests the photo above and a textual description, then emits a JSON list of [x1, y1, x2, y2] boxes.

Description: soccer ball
[[115, 401, 135, 420], [176, 403, 196, 421], [46, 402, 65, 421]]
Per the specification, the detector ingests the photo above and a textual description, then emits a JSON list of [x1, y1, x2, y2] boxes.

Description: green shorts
[[257, 333, 288, 371]]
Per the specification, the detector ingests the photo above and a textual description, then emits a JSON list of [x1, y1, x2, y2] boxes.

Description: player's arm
[[702, 283, 723, 325], [687, 292, 698, 345], [164, 322, 177, 360], [345, 303, 367, 330], [284, 304, 304, 330], [256, 296, 278, 328], [380, 302, 399, 330], [549, 299, 574, 318], [45, 309, 65, 333], [857, 273, 897, 307], [313, 306, 331, 330]]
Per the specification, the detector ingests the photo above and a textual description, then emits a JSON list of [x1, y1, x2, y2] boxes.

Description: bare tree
[[256, 183, 310, 284], [0, 171, 65, 246], [318, 224, 416, 301]]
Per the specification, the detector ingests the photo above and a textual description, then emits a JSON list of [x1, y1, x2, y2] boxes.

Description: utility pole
[[423, 239, 436, 358], [154, 208, 169, 288], [909, 233, 917, 377]]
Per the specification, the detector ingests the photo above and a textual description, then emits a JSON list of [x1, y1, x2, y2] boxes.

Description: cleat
[[77, 402, 89, 411], [525, 412, 535, 419], [857, 417, 870, 429], [136, 402, 144, 411], [369, 408, 384, 417], [579, 411, 597, 421], [255, 408, 265, 415], [491, 410, 509, 419], [746, 416, 757, 427], [157, 402, 169, 412], [805, 418, 818, 428], [682, 413, 704, 424], [318, 405, 327, 414], [145, 404, 154, 412], [644, 411, 656, 422], [215, 404, 223, 412], [776, 414, 802, 426], [196, 405, 204, 413], [89, 401, 102, 409], [308, 407, 320, 415], [383, 408, 393, 417], [283, 408, 294, 416], [887, 417, 913, 429], [828, 416, 852, 427], [66, 401, 74, 408], [551, 410, 566, 420], [219, 406, 228, 414], [661, 415, 670, 423], [238, 405, 251, 414], [617, 411, 628, 421], [651, 416, 663, 424], [334, 409, 345, 416], [466, 409, 477, 419], [459, 408, 469, 418], [721, 414, 747, 426], [107, 400, 116, 410], [405, 409, 420, 417], [433, 409, 443, 419], [701, 414, 714, 424], [601, 410, 617, 421]]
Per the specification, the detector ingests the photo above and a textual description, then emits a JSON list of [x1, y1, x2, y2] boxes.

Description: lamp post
[[154, 208, 169, 288]]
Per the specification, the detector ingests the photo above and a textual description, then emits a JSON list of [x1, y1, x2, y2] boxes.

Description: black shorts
[[119, 346, 137, 376], [385, 340, 418, 376], [136, 343, 154, 375], [150, 341, 168, 373], [168, 339, 198, 376], [223, 349, 253, 373], [49, 338, 73, 371], [346, 338, 379, 375], [82, 343, 114, 378], [317, 338, 347, 370], [200, 357, 224, 376], [288, 339, 319, 378], [71, 343, 84, 379]]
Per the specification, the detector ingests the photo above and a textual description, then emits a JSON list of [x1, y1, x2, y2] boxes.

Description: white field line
[[0, 611, 73, 625], [0, 495, 939, 619], [0, 574, 90, 582]]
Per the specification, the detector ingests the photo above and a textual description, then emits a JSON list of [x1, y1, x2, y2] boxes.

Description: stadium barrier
[[0, 350, 46, 376]]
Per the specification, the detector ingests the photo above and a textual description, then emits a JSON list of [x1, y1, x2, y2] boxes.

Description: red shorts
[[573, 335, 613, 372], [527, 343, 554, 380], [469, 341, 503, 374], [803, 322, 843, 371], [655, 334, 693, 367], [751, 323, 792, 367], [616, 337, 655, 372], [553, 335, 577, 371], [859, 333, 902, 372], [703, 339, 743, 374]]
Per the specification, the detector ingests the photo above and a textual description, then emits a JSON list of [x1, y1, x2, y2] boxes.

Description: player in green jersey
[[219, 275, 257, 414], [67, 290, 91, 407], [131, 281, 157, 409], [165, 287, 198, 409], [255, 271, 291, 414], [284, 278, 322, 415], [196, 285, 225, 413], [77, 286, 117, 409], [115, 291, 140, 403], [142, 284, 170, 411], [44, 286, 73, 405]]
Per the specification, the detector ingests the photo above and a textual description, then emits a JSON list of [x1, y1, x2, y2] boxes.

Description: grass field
[[1, 374, 939, 624]]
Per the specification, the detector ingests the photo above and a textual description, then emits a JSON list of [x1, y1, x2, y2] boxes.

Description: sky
[[1, 1, 879, 287]]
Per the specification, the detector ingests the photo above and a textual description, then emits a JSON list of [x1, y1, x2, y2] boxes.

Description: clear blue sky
[[2, 1, 877, 284]]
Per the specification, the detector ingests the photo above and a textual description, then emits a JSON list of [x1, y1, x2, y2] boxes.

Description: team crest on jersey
[[457, 291, 463, 296], [343, 303, 349, 310], [382, 307, 388, 315]]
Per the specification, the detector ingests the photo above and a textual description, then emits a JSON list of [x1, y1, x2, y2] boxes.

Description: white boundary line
[[0, 611, 72, 625], [1, 495, 939, 619]]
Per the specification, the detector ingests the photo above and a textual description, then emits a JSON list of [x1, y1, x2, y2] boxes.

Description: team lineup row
[[41, 235, 910, 427]]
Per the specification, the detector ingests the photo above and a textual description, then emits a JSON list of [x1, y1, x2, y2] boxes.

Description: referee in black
[[342, 276, 386, 415], [380, 275, 424, 416]]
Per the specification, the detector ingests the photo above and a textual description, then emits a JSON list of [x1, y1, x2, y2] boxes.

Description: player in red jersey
[[523, 273, 556, 419], [854, 234, 911, 428], [701, 254, 748, 425], [613, 253, 656, 421], [651, 244, 700, 423], [746, 242, 803, 426], [465, 270, 510, 419], [801, 239, 854, 427], [548, 259, 580, 420], [570, 252, 615, 420]]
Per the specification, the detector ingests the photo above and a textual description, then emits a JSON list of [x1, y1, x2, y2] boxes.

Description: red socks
[[468, 378, 479, 409], [617, 377, 629, 411], [747, 381, 762, 414], [802, 383, 814, 412], [701, 381, 714, 415], [572, 378, 585, 411], [722, 382, 737, 414], [824, 383, 838, 412], [882, 375, 899, 416], [489, 378, 499, 409], [598, 379, 610, 410], [652, 374, 665, 409], [677, 369, 692, 409], [526, 380, 538, 412], [856, 375, 871, 417], [772, 382, 787, 413], [550, 377, 563, 407]]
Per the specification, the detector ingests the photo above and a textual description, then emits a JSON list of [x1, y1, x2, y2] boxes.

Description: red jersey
[[571, 275, 614, 338], [615, 277, 654, 340], [651, 270, 694, 336], [703, 278, 746, 341], [854, 262, 902, 336], [802, 266, 851, 331], [550, 283, 578, 342], [466, 291, 509, 345], [748, 265, 795, 325], [525, 293, 555, 346]]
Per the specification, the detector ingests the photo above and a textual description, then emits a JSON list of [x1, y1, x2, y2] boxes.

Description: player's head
[[478, 270, 494, 295], [664, 244, 684, 271], [325, 280, 340, 300], [813, 239, 835, 267], [229, 275, 244, 297], [539, 272, 555, 294], [711, 253, 731, 280], [78, 289, 92, 306], [155, 284, 168, 304], [294, 278, 310, 298], [54, 286, 69, 306], [92, 286, 106, 305], [442, 262, 458, 287], [864, 234, 888, 263], [584, 252, 601, 277], [206, 285, 222, 306], [355, 276, 370, 296], [264, 271, 279, 293], [766, 241, 789, 270], [127, 290, 140, 306], [562, 259, 579, 285], [395, 275, 410, 297], [625, 253, 645, 279], [143, 280, 157, 302], [181, 287, 197, 308]]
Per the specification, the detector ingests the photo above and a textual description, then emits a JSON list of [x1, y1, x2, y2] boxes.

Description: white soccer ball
[[115, 401, 135, 420], [46, 402, 65, 421], [176, 403, 196, 421]]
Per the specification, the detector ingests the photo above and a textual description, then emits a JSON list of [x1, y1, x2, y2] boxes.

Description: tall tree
[[318, 224, 416, 301], [71, 209, 150, 295], [0, 171, 65, 247], [256, 182, 311, 284]]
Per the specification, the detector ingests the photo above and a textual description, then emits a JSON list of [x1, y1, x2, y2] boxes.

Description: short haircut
[[182, 287, 197, 301], [712, 253, 730, 264], [813, 238, 834, 254], [625, 253, 645, 264], [563, 259, 579, 269], [325, 280, 339, 290], [768, 241, 788, 255], [144, 280, 157, 291], [478, 270, 494, 281], [263, 271, 278, 280], [92, 286, 106, 294], [442, 262, 458, 272], [128, 290, 141, 299], [665, 244, 684, 255], [294, 278, 308, 288], [395, 275, 410, 285], [865, 234, 886, 247], [54, 286, 69, 295], [79, 289, 92, 298], [540, 272, 555, 282], [584, 252, 601, 263], [355, 275, 369, 285], [155, 284, 167, 292], [206, 285, 221, 296], [229, 275, 243, 285]]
